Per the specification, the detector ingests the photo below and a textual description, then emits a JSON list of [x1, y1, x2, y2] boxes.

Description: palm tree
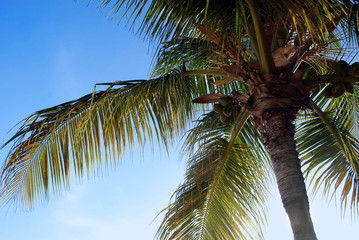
[[1, 0, 359, 239]]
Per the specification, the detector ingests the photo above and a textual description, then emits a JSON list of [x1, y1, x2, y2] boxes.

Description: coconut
[[219, 97, 231, 107], [334, 60, 349, 76], [344, 82, 354, 94], [220, 114, 231, 124], [323, 84, 333, 98], [213, 104, 224, 113], [223, 106, 232, 117], [331, 83, 346, 98], [349, 62, 359, 77]]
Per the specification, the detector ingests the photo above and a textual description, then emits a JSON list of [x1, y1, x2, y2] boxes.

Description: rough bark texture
[[264, 110, 317, 240]]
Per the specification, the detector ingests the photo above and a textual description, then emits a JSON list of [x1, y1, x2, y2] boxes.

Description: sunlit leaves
[[95, 0, 359, 47], [157, 112, 269, 239], [0, 70, 207, 209]]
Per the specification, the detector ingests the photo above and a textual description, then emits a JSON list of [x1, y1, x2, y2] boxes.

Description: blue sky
[[0, 1, 357, 239]]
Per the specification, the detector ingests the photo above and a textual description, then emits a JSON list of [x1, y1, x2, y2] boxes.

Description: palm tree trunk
[[263, 110, 317, 240]]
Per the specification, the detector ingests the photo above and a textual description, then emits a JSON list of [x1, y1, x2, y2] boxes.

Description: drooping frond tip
[[158, 136, 269, 240], [157, 110, 270, 239], [0, 69, 207, 209]]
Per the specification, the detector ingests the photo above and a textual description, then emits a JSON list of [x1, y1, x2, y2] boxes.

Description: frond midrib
[[199, 111, 251, 239]]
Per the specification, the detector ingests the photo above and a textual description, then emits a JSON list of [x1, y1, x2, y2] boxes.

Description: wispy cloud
[[49, 180, 160, 240]]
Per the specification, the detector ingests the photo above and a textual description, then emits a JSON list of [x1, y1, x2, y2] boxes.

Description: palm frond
[[94, 0, 358, 44], [183, 109, 269, 165], [150, 34, 255, 97], [0, 69, 207, 209], [296, 91, 359, 213], [152, 37, 233, 77], [157, 110, 270, 240], [340, 1, 359, 46]]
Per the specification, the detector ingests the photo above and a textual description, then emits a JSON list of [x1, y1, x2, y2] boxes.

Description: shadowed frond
[[0, 69, 210, 209], [297, 91, 359, 213], [157, 111, 270, 239]]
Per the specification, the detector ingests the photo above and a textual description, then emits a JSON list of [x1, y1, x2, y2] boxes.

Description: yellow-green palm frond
[[0, 69, 207, 209], [183, 110, 269, 166], [340, 1, 359, 46], [296, 88, 359, 214], [150, 35, 255, 101], [152, 37, 230, 77], [157, 111, 270, 240], [93, 0, 359, 79], [151, 32, 257, 78], [94, 0, 359, 44], [97, 0, 244, 41]]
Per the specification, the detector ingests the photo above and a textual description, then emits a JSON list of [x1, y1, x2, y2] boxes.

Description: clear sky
[[0, 1, 357, 240]]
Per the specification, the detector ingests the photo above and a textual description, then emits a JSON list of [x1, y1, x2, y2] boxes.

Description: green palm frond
[[183, 110, 269, 167], [152, 37, 231, 77], [0, 69, 208, 209], [341, 1, 359, 46], [182, 111, 232, 155], [325, 88, 359, 134], [151, 35, 254, 96], [157, 111, 269, 239], [95, 0, 358, 44], [296, 90, 359, 213]]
